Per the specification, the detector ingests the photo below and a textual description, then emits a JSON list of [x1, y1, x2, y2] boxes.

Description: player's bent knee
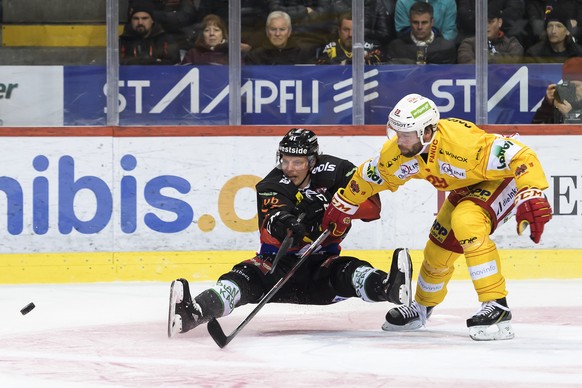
[[219, 263, 264, 305]]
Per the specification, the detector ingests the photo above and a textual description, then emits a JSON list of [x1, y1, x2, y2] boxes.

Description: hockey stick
[[269, 213, 305, 274], [269, 230, 293, 274], [207, 228, 331, 348]]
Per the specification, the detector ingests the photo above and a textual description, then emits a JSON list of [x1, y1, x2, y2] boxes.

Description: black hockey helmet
[[277, 128, 319, 158]]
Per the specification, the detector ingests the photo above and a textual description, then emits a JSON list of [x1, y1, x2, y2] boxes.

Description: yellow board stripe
[[0, 250, 580, 284], [2, 25, 124, 47]]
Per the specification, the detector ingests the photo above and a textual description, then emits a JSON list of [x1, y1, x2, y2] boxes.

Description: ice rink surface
[[1, 279, 582, 387]]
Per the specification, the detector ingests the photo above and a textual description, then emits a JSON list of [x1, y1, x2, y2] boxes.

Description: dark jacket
[[526, 0, 582, 49], [525, 38, 582, 63], [532, 95, 582, 124], [119, 22, 181, 65], [385, 32, 457, 64], [181, 42, 230, 65], [457, 32, 524, 64], [457, 0, 527, 45], [245, 37, 316, 65], [331, 0, 393, 45]]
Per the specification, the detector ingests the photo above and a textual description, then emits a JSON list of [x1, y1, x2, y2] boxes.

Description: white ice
[[1, 280, 582, 387]]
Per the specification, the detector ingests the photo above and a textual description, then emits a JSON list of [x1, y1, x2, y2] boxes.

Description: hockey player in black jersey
[[168, 128, 412, 338]]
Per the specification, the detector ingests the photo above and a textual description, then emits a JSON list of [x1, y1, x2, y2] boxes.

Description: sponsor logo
[[396, 160, 419, 180], [430, 220, 448, 240], [428, 139, 439, 163], [312, 162, 336, 173], [333, 69, 380, 113], [442, 150, 468, 163], [216, 279, 240, 310], [468, 260, 498, 281], [439, 161, 466, 179], [279, 176, 291, 184], [417, 274, 444, 293], [459, 236, 478, 245], [487, 139, 522, 171], [363, 157, 384, 185], [0, 82, 18, 100], [279, 146, 307, 154], [411, 101, 431, 118], [469, 187, 492, 200]]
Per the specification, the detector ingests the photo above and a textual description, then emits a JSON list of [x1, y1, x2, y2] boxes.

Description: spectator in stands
[[164, 0, 268, 54], [526, 0, 582, 50], [180, 14, 232, 65], [532, 57, 582, 123], [385, 2, 457, 64], [317, 13, 383, 65], [525, 3, 582, 63], [331, 0, 393, 47], [395, 0, 457, 41], [245, 11, 316, 65], [120, 2, 181, 65], [457, 5, 524, 64], [456, 0, 527, 48], [266, 0, 334, 52], [127, 0, 196, 51]]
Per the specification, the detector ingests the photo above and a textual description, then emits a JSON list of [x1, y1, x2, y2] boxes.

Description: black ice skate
[[167, 278, 204, 338], [382, 301, 433, 331], [384, 248, 413, 306], [466, 298, 514, 341]]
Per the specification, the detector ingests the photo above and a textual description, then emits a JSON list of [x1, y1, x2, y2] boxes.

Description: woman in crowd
[[181, 14, 230, 65]]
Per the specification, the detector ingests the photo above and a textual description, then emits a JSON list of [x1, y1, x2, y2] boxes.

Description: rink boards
[[0, 130, 580, 283]]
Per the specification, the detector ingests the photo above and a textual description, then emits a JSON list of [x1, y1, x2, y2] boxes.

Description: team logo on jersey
[[439, 160, 466, 179], [350, 180, 361, 194], [515, 163, 528, 177], [396, 160, 419, 180], [487, 139, 523, 171]]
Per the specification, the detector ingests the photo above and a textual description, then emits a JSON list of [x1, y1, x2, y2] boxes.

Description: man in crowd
[[457, 5, 524, 64], [532, 56, 582, 123], [119, 1, 180, 65], [322, 94, 552, 341], [385, 2, 456, 64], [168, 128, 412, 338], [245, 11, 316, 64], [317, 13, 383, 65]]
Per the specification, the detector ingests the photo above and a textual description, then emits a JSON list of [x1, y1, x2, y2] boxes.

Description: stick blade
[[207, 318, 229, 348]]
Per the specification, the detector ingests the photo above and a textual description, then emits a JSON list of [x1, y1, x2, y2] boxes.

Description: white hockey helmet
[[387, 94, 440, 145]]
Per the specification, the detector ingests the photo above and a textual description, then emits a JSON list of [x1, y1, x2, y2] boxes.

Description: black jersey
[[256, 154, 357, 255]]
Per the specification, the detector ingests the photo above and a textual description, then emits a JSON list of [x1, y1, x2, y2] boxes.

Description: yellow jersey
[[343, 118, 549, 205]]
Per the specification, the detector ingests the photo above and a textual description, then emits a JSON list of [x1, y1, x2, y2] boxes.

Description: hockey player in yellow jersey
[[321, 93, 553, 341]]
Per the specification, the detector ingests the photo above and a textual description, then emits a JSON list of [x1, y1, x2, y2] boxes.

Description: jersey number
[[427, 175, 449, 189]]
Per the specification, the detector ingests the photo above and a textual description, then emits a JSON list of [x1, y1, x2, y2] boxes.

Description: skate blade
[[167, 280, 184, 338], [397, 248, 413, 306], [469, 321, 514, 341], [381, 319, 424, 332]]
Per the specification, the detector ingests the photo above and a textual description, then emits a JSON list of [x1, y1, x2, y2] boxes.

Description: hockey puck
[[20, 302, 35, 315]]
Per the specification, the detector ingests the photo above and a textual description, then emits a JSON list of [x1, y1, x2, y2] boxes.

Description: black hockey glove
[[266, 210, 306, 243], [297, 192, 329, 226]]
